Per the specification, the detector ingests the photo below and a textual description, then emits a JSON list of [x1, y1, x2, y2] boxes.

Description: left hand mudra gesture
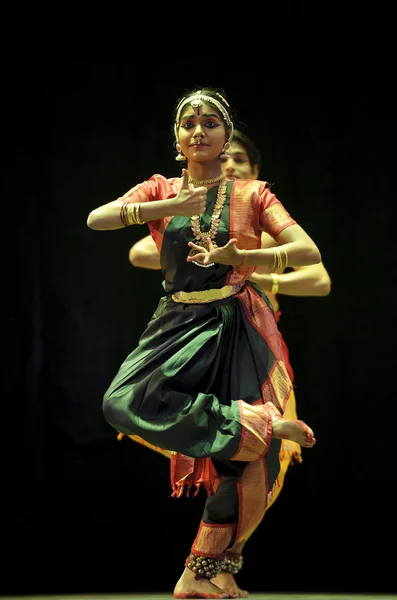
[[187, 237, 244, 266]]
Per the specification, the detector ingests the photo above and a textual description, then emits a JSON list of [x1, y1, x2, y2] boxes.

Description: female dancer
[[87, 87, 320, 599]]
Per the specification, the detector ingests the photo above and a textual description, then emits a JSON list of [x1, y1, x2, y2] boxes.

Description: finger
[[187, 253, 204, 262], [226, 238, 238, 247], [181, 168, 189, 189], [207, 237, 215, 251], [195, 186, 208, 195], [188, 242, 206, 251]]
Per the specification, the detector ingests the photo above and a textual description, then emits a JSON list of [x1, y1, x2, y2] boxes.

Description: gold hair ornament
[[174, 93, 234, 146]]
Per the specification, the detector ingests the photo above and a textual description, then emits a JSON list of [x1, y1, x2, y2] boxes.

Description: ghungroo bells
[[221, 554, 243, 574], [186, 554, 223, 579]]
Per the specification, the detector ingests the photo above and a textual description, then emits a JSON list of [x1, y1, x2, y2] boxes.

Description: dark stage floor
[[4, 593, 396, 600]]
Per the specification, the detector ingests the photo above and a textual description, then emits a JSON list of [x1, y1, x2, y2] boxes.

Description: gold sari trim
[[172, 283, 244, 304], [262, 203, 295, 237], [231, 401, 272, 461], [192, 521, 236, 556], [234, 459, 268, 545]]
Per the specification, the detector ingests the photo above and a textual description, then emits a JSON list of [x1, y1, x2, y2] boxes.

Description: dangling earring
[[175, 142, 186, 162], [219, 141, 231, 159]]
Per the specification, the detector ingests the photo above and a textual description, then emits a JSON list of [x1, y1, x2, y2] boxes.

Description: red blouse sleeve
[[117, 173, 182, 250], [119, 173, 180, 204], [258, 182, 297, 238]]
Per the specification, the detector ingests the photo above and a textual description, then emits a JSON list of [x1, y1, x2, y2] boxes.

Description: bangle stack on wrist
[[120, 202, 146, 226], [271, 246, 288, 270]]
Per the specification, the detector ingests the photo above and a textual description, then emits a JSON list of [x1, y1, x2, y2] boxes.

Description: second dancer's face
[[178, 101, 226, 163], [221, 140, 259, 180]]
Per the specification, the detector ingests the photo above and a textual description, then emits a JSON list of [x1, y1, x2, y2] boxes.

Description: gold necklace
[[188, 180, 228, 268], [188, 173, 226, 186]]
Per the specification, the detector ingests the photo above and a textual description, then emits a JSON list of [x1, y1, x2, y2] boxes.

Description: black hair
[[232, 129, 262, 174], [172, 86, 237, 142]]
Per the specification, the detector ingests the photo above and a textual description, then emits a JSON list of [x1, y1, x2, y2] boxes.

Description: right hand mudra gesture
[[187, 237, 243, 266], [174, 168, 207, 216]]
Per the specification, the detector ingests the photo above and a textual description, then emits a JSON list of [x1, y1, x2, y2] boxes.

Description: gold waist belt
[[172, 283, 244, 304]]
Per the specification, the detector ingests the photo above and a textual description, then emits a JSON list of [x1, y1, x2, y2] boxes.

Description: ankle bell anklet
[[222, 554, 243, 574], [186, 554, 223, 579]]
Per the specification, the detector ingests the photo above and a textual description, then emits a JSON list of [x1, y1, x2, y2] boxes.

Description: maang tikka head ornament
[[174, 90, 234, 161]]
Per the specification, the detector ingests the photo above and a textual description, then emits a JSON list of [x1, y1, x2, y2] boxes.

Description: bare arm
[[129, 235, 161, 270], [250, 263, 331, 296], [187, 223, 321, 268], [249, 232, 331, 296], [242, 224, 321, 268], [87, 169, 207, 231], [86, 198, 179, 231]]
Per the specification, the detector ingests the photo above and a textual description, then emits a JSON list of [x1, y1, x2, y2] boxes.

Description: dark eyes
[[220, 157, 248, 164], [182, 120, 219, 129]]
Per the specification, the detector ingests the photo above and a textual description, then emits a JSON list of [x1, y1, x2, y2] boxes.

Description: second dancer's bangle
[[270, 272, 279, 294]]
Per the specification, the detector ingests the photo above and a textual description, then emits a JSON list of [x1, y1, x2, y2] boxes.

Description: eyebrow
[[180, 113, 221, 121]]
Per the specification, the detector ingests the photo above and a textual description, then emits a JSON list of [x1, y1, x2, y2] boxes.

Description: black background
[[6, 26, 397, 597]]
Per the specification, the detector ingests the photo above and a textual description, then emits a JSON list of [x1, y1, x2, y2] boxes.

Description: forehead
[[180, 100, 222, 120], [229, 141, 247, 155]]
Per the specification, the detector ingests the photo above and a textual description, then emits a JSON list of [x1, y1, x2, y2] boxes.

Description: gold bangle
[[128, 204, 137, 225], [272, 247, 282, 270], [271, 247, 278, 269], [124, 202, 146, 226], [120, 202, 130, 226], [283, 248, 288, 268], [270, 272, 279, 295], [134, 202, 145, 225], [240, 249, 247, 267]]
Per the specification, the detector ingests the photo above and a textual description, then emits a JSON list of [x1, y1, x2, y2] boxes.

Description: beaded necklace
[[188, 173, 226, 187], [188, 177, 228, 268]]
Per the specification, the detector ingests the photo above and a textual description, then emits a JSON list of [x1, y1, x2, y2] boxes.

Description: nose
[[222, 158, 234, 174], [193, 124, 204, 139]]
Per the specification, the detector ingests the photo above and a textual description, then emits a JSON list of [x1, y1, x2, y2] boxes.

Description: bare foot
[[212, 572, 248, 598], [174, 566, 232, 598], [272, 419, 316, 448]]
